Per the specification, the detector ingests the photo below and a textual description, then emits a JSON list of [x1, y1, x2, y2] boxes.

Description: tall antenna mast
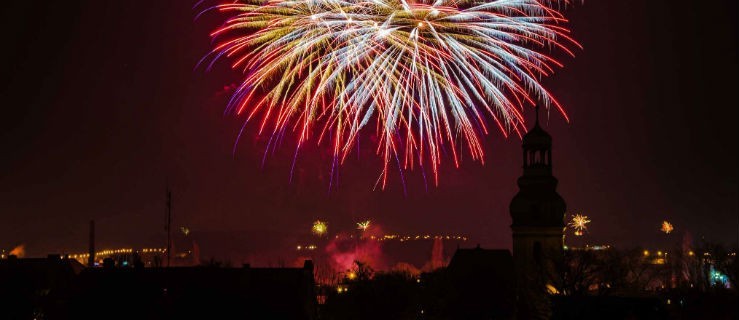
[[166, 188, 172, 267], [88, 220, 95, 268]]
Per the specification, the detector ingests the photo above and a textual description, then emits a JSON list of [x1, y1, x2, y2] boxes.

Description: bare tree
[[559, 249, 600, 296]]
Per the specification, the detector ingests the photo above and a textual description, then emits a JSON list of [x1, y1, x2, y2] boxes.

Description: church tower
[[510, 106, 566, 319]]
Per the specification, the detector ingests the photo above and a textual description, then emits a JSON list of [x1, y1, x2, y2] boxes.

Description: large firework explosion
[[202, 0, 579, 187]]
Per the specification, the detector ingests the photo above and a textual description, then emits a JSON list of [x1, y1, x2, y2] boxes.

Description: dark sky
[[1, 1, 737, 260]]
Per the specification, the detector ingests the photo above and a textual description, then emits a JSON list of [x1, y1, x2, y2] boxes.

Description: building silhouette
[[510, 106, 566, 319], [68, 260, 317, 320], [443, 246, 515, 319], [1, 256, 317, 319], [0, 255, 85, 319]]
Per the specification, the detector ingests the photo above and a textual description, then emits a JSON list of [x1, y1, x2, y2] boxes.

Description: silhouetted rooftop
[[448, 246, 513, 274], [70, 262, 317, 319], [442, 246, 515, 319]]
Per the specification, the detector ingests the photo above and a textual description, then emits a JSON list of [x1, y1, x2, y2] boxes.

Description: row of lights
[[297, 245, 317, 251], [375, 235, 468, 241], [642, 250, 735, 257], [68, 248, 166, 259], [564, 245, 611, 251], [98, 248, 133, 256]]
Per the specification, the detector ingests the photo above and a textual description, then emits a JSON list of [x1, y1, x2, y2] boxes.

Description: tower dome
[[522, 121, 551, 149], [510, 106, 565, 227]]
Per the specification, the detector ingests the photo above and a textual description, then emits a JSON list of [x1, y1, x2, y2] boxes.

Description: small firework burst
[[357, 220, 371, 232], [660, 221, 674, 234], [568, 214, 590, 236], [312, 220, 328, 236]]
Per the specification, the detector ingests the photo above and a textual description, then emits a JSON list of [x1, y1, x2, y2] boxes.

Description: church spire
[[511, 103, 564, 227], [521, 105, 552, 175], [509, 104, 566, 318]]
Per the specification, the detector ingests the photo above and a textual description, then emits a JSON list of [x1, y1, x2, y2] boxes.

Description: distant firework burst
[[357, 220, 371, 232], [203, 0, 580, 187], [312, 220, 328, 236], [568, 214, 590, 236], [660, 221, 674, 234]]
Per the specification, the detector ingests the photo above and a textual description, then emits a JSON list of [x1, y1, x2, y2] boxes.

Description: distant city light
[[339, 234, 469, 242], [545, 284, 560, 295], [67, 247, 165, 264], [296, 244, 317, 251]]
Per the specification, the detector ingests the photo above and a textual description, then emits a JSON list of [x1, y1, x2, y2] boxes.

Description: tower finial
[[535, 105, 540, 126]]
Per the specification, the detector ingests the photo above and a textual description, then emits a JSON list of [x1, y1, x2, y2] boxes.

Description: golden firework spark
[[660, 221, 674, 234], [312, 220, 327, 236], [568, 214, 590, 236], [357, 220, 371, 232]]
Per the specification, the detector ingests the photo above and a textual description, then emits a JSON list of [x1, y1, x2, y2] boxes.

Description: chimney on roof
[[303, 260, 314, 272]]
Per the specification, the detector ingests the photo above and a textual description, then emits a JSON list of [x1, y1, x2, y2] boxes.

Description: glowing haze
[[202, 0, 580, 187]]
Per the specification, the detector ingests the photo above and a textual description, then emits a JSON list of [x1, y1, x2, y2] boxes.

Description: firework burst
[[203, 0, 579, 187], [312, 220, 328, 236], [357, 220, 371, 232], [568, 214, 590, 236], [660, 220, 673, 234]]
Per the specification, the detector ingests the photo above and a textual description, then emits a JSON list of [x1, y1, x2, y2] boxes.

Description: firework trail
[[202, 0, 579, 187]]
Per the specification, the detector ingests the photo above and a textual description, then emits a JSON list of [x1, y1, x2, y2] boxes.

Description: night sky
[[1, 1, 737, 261]]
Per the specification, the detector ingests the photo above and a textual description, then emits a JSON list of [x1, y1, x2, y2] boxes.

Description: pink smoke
[[324, 230, 385, 272]]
